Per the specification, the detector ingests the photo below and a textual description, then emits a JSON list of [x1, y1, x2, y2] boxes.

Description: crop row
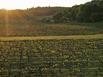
[[0, 39, 103, 77]]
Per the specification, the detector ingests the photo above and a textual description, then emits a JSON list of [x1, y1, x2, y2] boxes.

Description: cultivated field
[[0, 35, 103, 77], [0, 21, 103, 77], [0, 4, 103, 77]]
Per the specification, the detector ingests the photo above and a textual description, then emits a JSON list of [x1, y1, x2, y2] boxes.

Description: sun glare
[[0, 0, 91, 10], [0, 0, 34, 10]]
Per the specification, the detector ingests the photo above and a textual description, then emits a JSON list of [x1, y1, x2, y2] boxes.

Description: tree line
[[52, 0, 103, 22]]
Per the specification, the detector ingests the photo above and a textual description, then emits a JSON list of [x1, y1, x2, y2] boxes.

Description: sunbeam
[[5, 10, 9, 36]]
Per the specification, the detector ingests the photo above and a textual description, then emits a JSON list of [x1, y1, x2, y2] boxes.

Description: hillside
[[0, 7, 68, 23], [0, 6, 102, 36]]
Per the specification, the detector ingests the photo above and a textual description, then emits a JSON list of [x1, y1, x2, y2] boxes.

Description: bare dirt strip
[[0, 34, 102, 41]]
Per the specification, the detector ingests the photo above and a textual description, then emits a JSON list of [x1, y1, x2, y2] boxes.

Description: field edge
[[0, 34, 102, 41]]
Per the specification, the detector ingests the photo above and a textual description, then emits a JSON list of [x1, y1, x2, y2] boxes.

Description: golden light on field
[[0, 0, 91, 10], [5, 10, 9, 36], [0, 0, 91, 35]]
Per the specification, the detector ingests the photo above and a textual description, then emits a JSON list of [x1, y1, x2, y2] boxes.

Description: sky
[[0, 0, 92, 9]]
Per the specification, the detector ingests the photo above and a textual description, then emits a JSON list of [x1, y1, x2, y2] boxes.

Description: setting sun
[[0, 0, 91, 10]]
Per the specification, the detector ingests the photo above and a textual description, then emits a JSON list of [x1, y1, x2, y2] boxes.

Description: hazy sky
[[0, 0, 92, 9]]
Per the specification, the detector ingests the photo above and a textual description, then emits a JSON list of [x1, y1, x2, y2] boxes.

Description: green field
[[0, 22, 103, 77], [0, 3, 103, 77], [0, 39, 103, 77], [0, 8, 103, 77], [0, 22, 103, 36], [0, 20, 103, 77]]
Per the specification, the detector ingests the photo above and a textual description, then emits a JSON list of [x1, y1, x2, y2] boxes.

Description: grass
[[0, 22, 102, 36]]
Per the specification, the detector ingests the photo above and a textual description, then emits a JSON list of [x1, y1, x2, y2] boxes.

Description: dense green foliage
[[53, 0, 103, 22], [0, 39, 103, 77]]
